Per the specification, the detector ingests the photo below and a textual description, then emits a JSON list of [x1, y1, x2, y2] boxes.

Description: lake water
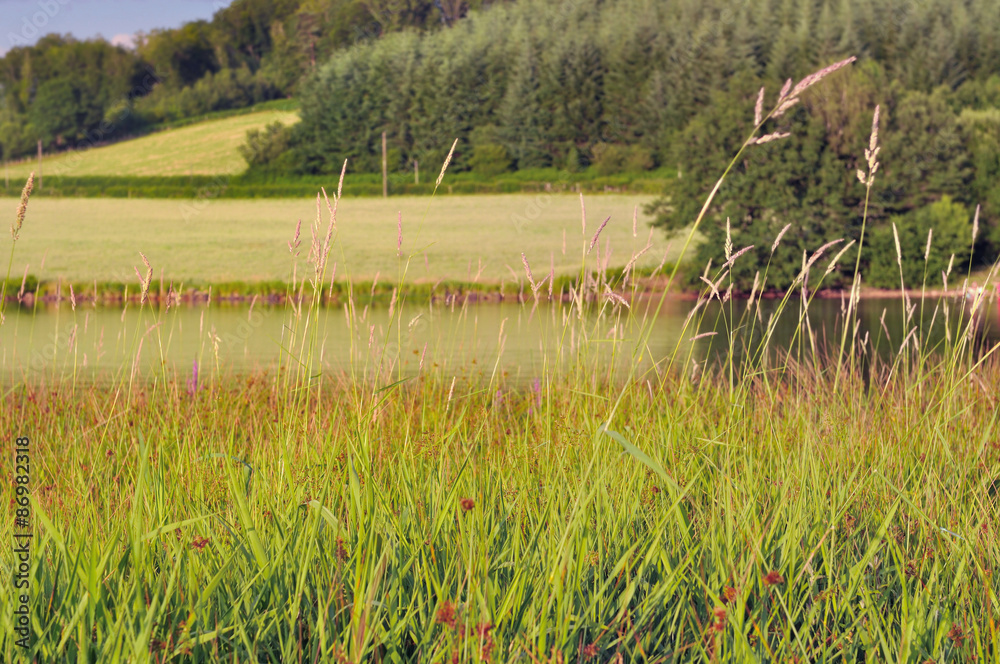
[[1, 294, 998, 381]]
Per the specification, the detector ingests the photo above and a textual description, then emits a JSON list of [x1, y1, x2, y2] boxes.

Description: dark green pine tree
[[539, 29, 606, 164], [497, 36, 552, 169]]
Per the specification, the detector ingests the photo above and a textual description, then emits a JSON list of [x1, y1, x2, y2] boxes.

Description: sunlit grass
[[3, 110, 299, 179], [0, 194, 668, 284], [0, 350, 997, 661]]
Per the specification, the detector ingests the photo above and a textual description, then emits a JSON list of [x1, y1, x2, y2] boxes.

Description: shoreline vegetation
[[3, 276, 997, 309]]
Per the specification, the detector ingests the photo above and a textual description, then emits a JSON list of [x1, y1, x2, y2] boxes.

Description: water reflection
[[1, 293, 997, 380]]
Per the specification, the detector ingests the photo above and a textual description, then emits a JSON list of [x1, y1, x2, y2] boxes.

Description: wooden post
[[413, 159, 419, 185], [381, 131, 388, 199], [37, 140, 43, 190]]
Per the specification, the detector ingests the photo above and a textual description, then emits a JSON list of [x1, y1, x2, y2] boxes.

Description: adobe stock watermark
[[13, 435, 32, 650], [6, 0, 72, 50]]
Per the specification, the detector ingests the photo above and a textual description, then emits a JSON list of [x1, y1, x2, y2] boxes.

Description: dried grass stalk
[[12, 172, 34, 241]]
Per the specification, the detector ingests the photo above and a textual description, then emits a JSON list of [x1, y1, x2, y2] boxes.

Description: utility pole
[[37, 140, 43, 191], [413, 159, 419, 185], [382, 131, 388, 199]]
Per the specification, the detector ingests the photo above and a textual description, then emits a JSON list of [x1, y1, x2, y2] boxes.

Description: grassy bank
[[1, 109, 299, 180]]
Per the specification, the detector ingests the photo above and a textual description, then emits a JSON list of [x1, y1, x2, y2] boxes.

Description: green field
[[1, 193, 674, 286], [2, 110, 299, 179]]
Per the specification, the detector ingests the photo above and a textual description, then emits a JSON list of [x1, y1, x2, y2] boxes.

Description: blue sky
[[1, 0, 231, 56]]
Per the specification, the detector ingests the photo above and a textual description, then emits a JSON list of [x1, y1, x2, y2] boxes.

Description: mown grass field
[[2, 109, 299, 179], [0, 194, 672, 286]]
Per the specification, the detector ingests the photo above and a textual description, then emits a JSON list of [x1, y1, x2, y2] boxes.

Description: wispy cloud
[[110, 33, 136, 50]]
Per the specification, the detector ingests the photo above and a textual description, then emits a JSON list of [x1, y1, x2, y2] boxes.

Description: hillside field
[[0, 193, 676, 285], [2, 109, 298, 180]]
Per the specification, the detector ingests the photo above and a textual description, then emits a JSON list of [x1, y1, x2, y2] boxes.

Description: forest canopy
[[0, 0, 499, 158]]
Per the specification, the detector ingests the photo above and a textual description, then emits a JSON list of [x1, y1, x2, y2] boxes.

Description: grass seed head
[[771, 224, 791, 254], [790, 56, 857, 98], [724, 217, 732, 261], [588, 215, 610, 255], [288, 219, 302, 255], [754, 131, 791, 144], [436, 139, 458, 189], [521, 252, 536, 293], [12, 172, 34, 241]]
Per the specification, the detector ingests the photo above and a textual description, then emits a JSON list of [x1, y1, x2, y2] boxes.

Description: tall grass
[[1, 58, 999, 662]]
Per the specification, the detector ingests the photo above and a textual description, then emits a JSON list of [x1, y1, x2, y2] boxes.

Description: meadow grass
[[1, 58, 999, 663], [0, 352, 997, 662], [0, 194, 668, 286], [2, 110, 299, 180]]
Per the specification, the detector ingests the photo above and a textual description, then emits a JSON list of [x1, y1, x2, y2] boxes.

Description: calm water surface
[[2, 295, 998, 380]]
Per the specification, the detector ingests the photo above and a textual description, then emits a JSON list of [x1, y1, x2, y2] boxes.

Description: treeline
[[652, 68, 1000, 291], [270, 0, 1000, 288], [0, 36, 151, 158], [0, 0, 499, 161], [282, 0, 1000, 174]]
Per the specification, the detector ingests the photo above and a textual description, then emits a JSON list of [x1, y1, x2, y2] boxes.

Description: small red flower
[[712, 606, 726, 632], [722, 586, 738, 604], [947, 623, 966, 647], [436, 601, 457, 629], [763, 570, 784, 587], [582, 643, 599, 659], [460, 498, 475, 512], [475, 622, 495, 660], [190, 536, 210, 552]]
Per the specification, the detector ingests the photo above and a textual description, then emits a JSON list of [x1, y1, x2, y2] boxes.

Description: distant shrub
[[591, 143, 628, 176], [240, 122, 292, 172], [565, 146, 584, 173], [624, 145, 655, 173], [468, 143, 511, 177], [135, 67, 280, 124], [591, 144, 654, 176]]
